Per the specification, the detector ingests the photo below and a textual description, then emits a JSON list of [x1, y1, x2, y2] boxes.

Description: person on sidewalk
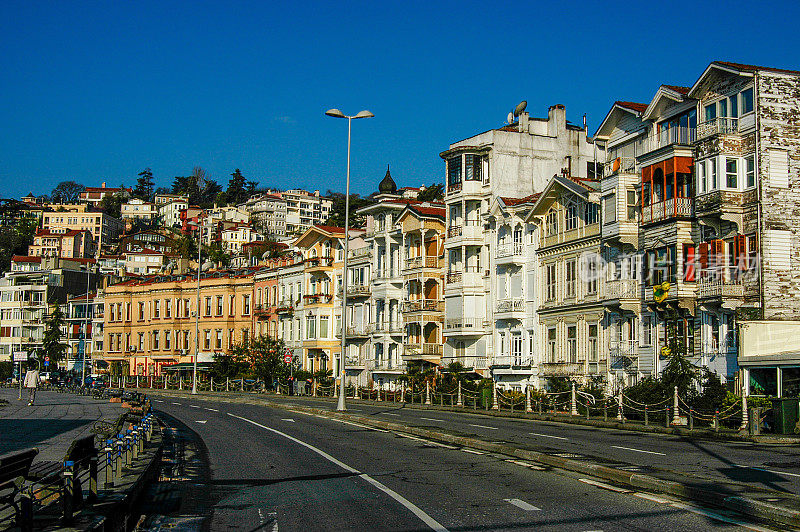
[[23, 367, 39, 405]]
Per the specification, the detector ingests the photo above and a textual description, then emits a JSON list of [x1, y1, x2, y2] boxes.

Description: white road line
[[171, 402, 182, 405], [611, 445, 666, 456], [733, 464, 800, 479], [204, 408, 219, 412], [195, 420, 207, 424], [504, 498, 541, 511], [633, 492, 671, 504], [154, 399, 164, 403], [227, 413, 448, 532], [529, 432, 568, 441], [188, 405, 200, 409], [282, 418, 295, 422], [468, 424, 498, 430], [420, 417, 443, 422], [578, 478, 631, 493], [504, 459, 544, 470], [331, 418, 389, 432], [462, 448, 483, 455], [670, 501, 774, 531], [399, 434, 458, 449], [383, 413, 400, 416]]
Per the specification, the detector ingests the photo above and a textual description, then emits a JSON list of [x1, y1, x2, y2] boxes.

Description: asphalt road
[[265, 395, 800, 496], [142, 396, 781, 531]]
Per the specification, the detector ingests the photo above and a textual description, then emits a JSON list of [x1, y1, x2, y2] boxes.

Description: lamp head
[[354, 110, 374, 119], [325, 109, 346, 118]]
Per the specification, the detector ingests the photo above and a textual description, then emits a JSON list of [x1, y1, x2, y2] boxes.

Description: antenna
[[507, 112, 514, 125], [513, 101, 527, 117]]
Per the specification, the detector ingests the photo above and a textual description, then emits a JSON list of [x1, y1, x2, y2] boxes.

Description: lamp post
[[325, 108, 374, 411], [193, 227, 202, 395]]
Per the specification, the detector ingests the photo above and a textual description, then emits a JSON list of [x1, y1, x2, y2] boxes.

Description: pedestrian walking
[[24, 367, 39, 406]]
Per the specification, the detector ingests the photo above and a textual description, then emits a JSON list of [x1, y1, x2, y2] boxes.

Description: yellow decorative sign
[[653, 282, 670, 303], [660, 346, 671, 357]]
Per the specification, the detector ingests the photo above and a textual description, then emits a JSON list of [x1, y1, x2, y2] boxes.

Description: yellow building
[[102, 270, 255, 376]]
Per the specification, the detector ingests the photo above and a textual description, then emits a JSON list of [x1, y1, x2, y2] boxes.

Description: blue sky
[[2, 1, 800, 199]]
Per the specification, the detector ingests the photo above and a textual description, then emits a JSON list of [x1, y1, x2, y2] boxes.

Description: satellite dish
[[201, 260, 213, 272], [507, 112, 514, 124], [513, 101, 527, 117]]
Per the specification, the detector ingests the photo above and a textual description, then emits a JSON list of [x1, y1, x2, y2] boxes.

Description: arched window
[[513, 225, 523, 245]]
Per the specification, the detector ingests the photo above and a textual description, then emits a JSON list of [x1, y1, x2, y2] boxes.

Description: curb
[[146, 390, 800, 529]]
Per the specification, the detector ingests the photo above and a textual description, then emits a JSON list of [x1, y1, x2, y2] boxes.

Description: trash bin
[[771, 398, 800, 434]]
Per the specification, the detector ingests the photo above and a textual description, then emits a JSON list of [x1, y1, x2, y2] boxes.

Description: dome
[[379, 165, 397, 195]]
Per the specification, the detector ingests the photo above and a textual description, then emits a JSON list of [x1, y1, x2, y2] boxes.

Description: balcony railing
[[404, 256, 439, 270], [404, 343, 444, 356], [372, 321, 403, 333], [340, 325, 369, 337], [641, 197, 694, 224], [344, 284, 371, 297], [348, 247, 372, 259], [540, 362, 585, 376], [543, 223, 600, 248], [696, 117, 739, 140], [304, 256, 333, 267], [444, 317, 483, 331], [602, 279, 640, 300], [303, 293, 333, 304], [604, 156, 638, 177], [610, 339, 639, 357], [697, 277, 744, 298], [496, 298, 525, 313], [492, 355, 532, 367], [641, 126, 696, 154], [446, 271, 462, 284], [402, 299, 444, 312], [495, 242, 524, 259], [447, 225, 462, 238], [276, 300, 294, 314]]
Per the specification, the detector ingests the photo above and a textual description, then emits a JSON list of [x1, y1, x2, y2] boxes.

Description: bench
[[0, 448, 39, 527]]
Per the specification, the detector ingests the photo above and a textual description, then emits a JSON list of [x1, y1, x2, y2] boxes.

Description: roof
[[407, 205, 445, 218], [615, 101, 648, 113], [82, 186, 130, 193], [313, 224, 347, 234], [715, 61, 800, 76], [12, 255, 41, 263], [499, 193, 541, 206], [689, 60, 800, 98], [663, 85, 690, 95]]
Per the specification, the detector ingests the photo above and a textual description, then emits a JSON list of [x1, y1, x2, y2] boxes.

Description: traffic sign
[[44, 360, 49, 366], [13, 351, 27, 362], [44, 356, 49, 362], [284, 353, 293, 364]]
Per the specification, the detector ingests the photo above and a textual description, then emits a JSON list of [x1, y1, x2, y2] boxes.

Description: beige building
[[102, 270, 255, 376], [42, 208, 124, 251], [29, 229, 93, 259]]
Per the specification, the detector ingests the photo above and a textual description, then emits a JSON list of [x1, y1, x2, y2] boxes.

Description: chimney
[[102, 182, 106, 188], [518, 111, 529, 133], [547, 104, 566, 137]]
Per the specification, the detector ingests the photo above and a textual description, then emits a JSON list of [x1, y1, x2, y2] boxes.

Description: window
[[565, 203, 578, 231], [204, 330, 211, 350], [641, 317, 652, 346], [229, 295, 235, 315], [320, 316, 329, 338], [710, 158, 718, 189], [567, 326, 577, 363], [726, 158, 738, 188], [584, 256, 598, 295], [565, 260, 576, 298], [153, 331, 160, 350], [215, 329, 222, 349], [768, 149, 789, 188], [603, 195, 616, 224], [216, 296, 223, 316], [228, 329, 234, 347], [243, 295, 251, 315], [729, 95, 738, 118], [546, 210, 558, 236], [548, 328, 557, 362], [165, 331, 171, 350], [306, 316, 316, 339], [165, 299, 171, 318], [741, 88, 754, 114], [204, 297, 211, 317], [447, 156, 462, 188], [184, 331, 190, 350], [585, 203, 599, 225], [704, 103, 717, 122], [698, 161, 707, 193], [546, 264, 557, 301], [626, 190, 638, 221], [511, 332, 523, 365], [139, 302, 145, 320], [138, 332, 144, 351], [465, 154, 482, 181], [588, 324, 598, 362], [153, 299, 160, 318], [746, 156, 755, 188]]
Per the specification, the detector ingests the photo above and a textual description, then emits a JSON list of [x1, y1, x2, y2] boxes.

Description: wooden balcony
[[640, 197, 693, 225]]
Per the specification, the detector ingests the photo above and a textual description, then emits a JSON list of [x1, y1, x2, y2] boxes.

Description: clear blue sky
[[2, 1, 799, 199]]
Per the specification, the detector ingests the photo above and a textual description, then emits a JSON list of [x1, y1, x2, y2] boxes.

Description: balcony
[[446, 179, 483, 197], [543, 223, 600, 248], [601, 279, 640, 300], [372, 321, 403, 334], [444, 317, 484, 335], [495, 298, 525, 316], [640, 197, 693, 225], [404, 256, 439, 271], [303, 293, 333, 305], [345, 356, 365, 369], [343, 284, 371, 298], [304, 256, 333, 272], [446, 220, 483, 244], [495, 242, 525, 264], [641, 126, 696, 155], [402, 299, 444, 313], [445, 268, 483, 290], [696, 277, 744, 299], [491, 356, 532, 368], [540, 362, 585, 376], [403, 343, 443, 358], [348, 247, 372, 260], [604, 156, 638, 177], [696, 117, 741, 140], [276, 300, 294, 315], [341, 325, 370, 338], [610, 339, 639, 359]]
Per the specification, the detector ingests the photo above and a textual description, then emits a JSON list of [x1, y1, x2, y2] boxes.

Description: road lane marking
[[504, 459, 544, 470], [154, 400, 164, 403], [171, 402, 182, 405], [195, 420, 207, 424], [529, 432, 568, 440], [331, 418, 389, 432], [468, 424, 498, 430], [383, 413, 400, 416], [399, 434, 458, 449], [669, 501, 774, 531], [420, 417, 443, 422], [733, 464, 800, 478], [578, 478, 631, 493], [227, 413, 448, 532], [462, 448, 483, 455], [188, 405, 200, 409], [611, 445, 666, 456], [204, 408, 219, 412], [633, 492, 671, 504], [504, 498, 541, 511], [282, 418, 295, 422]]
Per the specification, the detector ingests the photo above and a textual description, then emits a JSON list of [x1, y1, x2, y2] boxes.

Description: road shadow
[[0, 418, 93, 454]]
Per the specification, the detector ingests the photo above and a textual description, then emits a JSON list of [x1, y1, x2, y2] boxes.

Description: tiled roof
[[663, 85, 690, 95], [12, 255, 41, 263], [715, 61, 800, 76], [408, 205, 445, 218], [314, 224, 347, 234], [500, 193, 541, 206], [615, 101, 648, 113]]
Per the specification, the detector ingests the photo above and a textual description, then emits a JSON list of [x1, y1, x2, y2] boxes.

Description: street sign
[[13, 351, 27, 362], [284, 353, 293, 364], [44, 356, 49, 362], [44, 360, 49, 366]]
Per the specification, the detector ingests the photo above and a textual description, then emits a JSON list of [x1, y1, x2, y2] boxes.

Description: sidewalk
[[0, 387, 124, 462]]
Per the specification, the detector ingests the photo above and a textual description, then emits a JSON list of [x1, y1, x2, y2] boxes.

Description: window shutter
[[735, 234, 747, 271], [683, 244, 696, 282], [764, 230, 791, 269], [669, 244, 677, 284], [698, 242, 709, 278], [768, 149, 790, 188]]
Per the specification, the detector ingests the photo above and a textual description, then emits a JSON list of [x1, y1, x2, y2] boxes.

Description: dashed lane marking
[[204, 408, 218, 412], [188, 405, 200, 409], [529, 432, 568, 440], [383, 413, 400, 416], [227, 413, 449, 532], [195, 420, 207, 424], [632, 492, 672, 504], [468, 424, 498, 430], [504, 498, 541, 511], [330, 418, 390, 432], [611, 445, 666, 456], [669, 501, 774, 531], [733, 464, 800, 478], [154, 399, 164, 403], [504, 459, 545, 470], [398, 434, 458, 449], [420, 417, 444, 422], [578, 478, 632, 493], [462, 448, 483, 455], [171, 402, 182, 405], [282, 418, 295, 422]]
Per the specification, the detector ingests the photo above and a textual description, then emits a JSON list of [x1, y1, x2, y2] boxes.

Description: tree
[[208, 243, 231, 268], [324, 191, 374, 228], [42, 305, 67, 367], [51, 181, 85, 203], [154, 186, 171, 196], [246, 180, 258, 196], [98, 193, 124, 218], [134, 168, 155, 201], [176, 234, 198, 260], [226, 169, 247, 205], [0, 217, 38, 273], [229, 334, 290, 384], [416, 183, 444, 202]]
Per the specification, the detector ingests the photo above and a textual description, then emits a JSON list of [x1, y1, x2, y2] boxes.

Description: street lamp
[[325, 108, 374, 412]]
